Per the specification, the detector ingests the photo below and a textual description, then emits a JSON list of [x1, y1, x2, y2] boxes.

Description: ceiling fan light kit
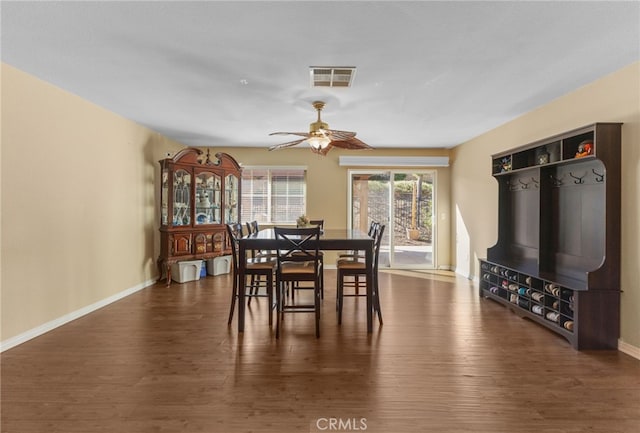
[[269, 100, 371, 156]]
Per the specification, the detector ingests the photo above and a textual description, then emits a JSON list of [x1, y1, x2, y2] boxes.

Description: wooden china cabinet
[[157, 148, 241, 285]]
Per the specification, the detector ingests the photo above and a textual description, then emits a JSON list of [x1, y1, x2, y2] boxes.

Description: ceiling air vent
[[310, 66, 356, 88]]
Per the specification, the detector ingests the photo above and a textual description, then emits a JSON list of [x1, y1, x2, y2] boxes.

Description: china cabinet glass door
[[195, 171, 221, 225], [161, 169, 169, 225], [173, 169, 191, 226], [225, 174, 239, 223]]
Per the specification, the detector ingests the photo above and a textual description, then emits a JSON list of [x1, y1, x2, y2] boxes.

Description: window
[[241, 167, 306, 224]]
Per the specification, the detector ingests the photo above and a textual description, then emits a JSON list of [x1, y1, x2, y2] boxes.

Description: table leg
[[238, 243, 246, 332], [366, 247, 373, 333]]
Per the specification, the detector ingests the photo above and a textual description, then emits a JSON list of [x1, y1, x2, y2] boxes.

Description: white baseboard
[[0, 278, 156, 352], [618, 339, 640, 360]]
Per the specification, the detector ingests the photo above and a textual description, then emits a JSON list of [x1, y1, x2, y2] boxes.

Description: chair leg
[[336, 271, 340, 312], [320, 259, 324, 299], [228, 272, 239, 326], [315, 277, 321, 338], [227, 293, 237, 326], [248, 274, 255, 305], [374, 289, 383, 325], [337, 271, 344, 325], [267, 274, 273, 326], [375, 300, 383, 324], [373, 275, 383, 325], [275, 279, 282, 338]]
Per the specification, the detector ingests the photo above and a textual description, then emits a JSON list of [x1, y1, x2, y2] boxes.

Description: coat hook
[[549, 174, 563, 186], [569, 172, 585, 184], [506, 180, 516, 191], [518, 179, 529, 189], [531, 177, 539, 185], [592, 168, 605, 182]]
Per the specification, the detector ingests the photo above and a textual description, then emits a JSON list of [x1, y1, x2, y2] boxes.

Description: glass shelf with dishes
[[172, 169, 191, 226], [161, 169, 169, 225], [194, 171, 222, 225], [224, 173, 239, 224]]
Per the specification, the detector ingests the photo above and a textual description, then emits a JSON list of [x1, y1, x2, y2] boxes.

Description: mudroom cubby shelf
[[481, 123, 621, 350]]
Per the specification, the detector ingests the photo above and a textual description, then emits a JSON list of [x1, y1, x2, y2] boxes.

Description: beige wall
[[1, 63, 185, 342], [450, 62, 640, 348], [210, 147, 452, 268]]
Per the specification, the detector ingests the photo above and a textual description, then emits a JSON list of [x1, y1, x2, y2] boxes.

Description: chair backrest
[[245, 220, 259, 234], [368, 220, 379, 237], [274, 226, 321, 272], [226, 223, 244, 271], [372, 224, 386, 272]]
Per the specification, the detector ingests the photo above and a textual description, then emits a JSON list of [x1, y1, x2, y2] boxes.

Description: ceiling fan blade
[[268, 137, 307, 151], [326, 129, 357, 139], [269, 131, 311, 138], [329, 136, 372, 150]]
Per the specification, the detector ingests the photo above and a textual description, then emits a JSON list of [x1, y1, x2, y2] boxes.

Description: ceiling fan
[[268, 101, 372, 156]]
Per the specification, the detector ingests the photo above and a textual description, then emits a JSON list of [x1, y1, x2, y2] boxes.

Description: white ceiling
[[2, 1, 639, 149]]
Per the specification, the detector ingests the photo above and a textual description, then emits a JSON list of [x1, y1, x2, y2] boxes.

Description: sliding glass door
[[350, 172, 391, 267], [349, 170, 436, 269]]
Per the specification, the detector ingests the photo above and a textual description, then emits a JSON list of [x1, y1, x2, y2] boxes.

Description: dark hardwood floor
[[2, 270, 639, 433]]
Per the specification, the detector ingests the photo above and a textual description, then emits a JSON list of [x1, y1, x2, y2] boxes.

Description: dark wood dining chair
[[336, 223, 385, 325], [339, 220, 378, 258], [338, 220, 379, 295], [293, 219, 325, 299], [244, 220, 276, 299], [245, 221, 256, 235], [245, 220, 276, 257], [274, 226, 323, 338], [226, 223, 276, 326], [245, 220, 260, 237]]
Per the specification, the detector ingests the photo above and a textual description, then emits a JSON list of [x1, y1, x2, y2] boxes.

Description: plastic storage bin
[[207, 255, 232, 276], [170, 260, 202, 283]]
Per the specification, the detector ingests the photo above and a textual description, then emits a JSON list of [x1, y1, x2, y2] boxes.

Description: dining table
[[237, 228, 375, 333]]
